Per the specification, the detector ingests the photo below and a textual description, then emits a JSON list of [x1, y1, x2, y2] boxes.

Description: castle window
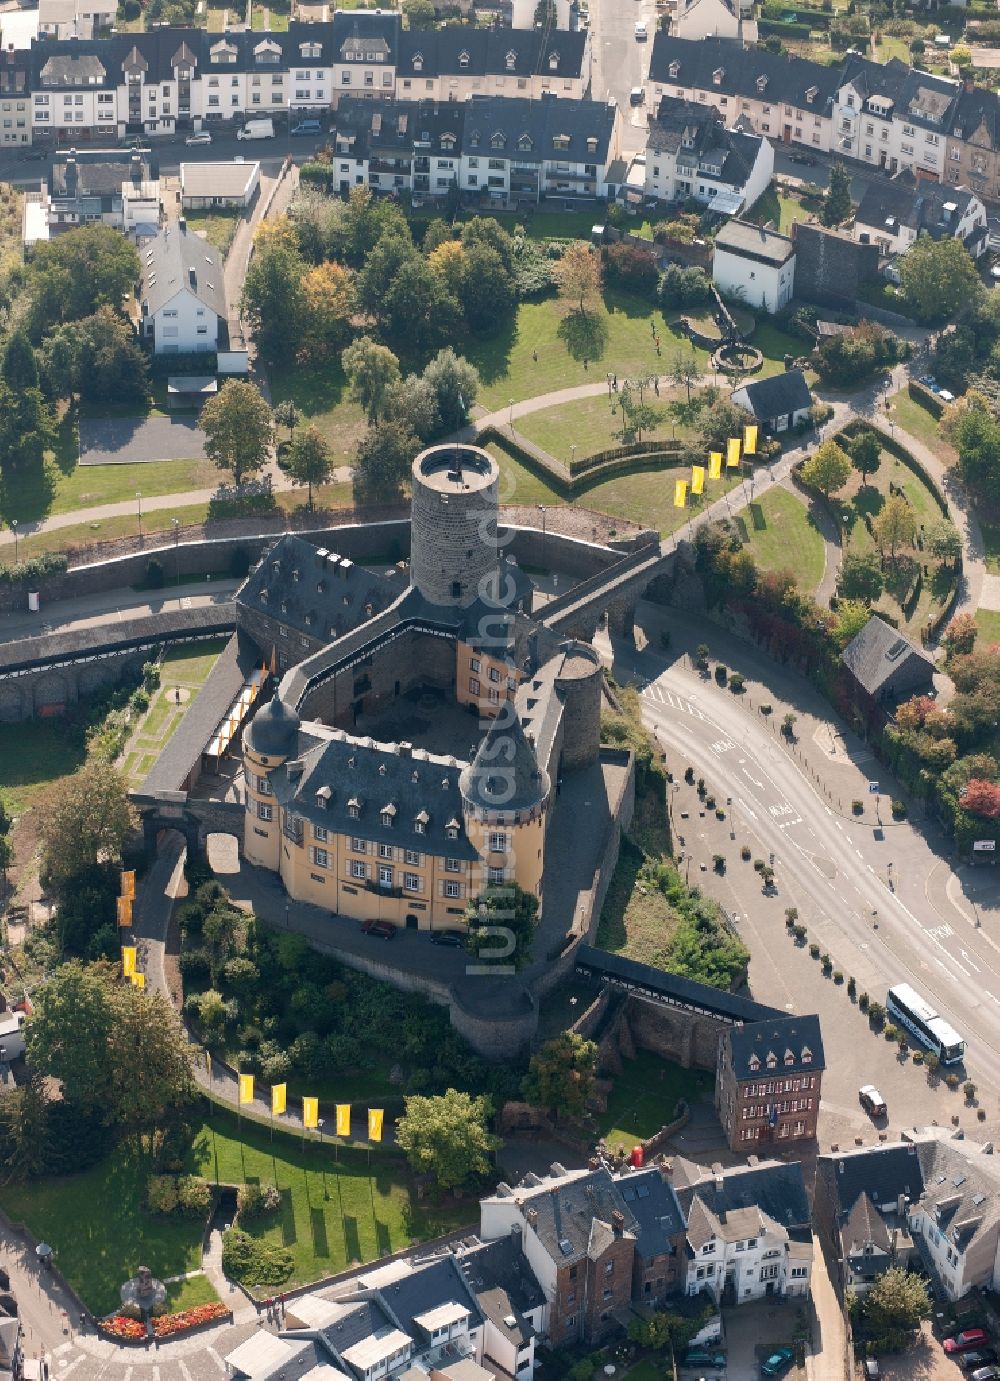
[[351, 837, 367, 853], [313, 824, 328, 842], [350, 859, 368, 880], [446, 824, 459, 840], [404, 872, 420, 892], [489, 831, 509, 852], [348, 798, 362, 819], [445, 880, 462, 898], [381, 804, 396, 827], [311, 847, 329, 868], [257, 802, 272, 821], [405, 849, 423, 866], [445, 857, 461, 872], [414, 810, 429, 834], [378, 842, 393, 861]]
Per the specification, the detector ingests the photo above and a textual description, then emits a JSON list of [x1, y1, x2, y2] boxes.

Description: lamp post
[[539, 504, 547, 572], [508, 398, 514, 430], [10, 519, 16, 565], [136, 491, 143, 542], [171, 517, 180, 585]]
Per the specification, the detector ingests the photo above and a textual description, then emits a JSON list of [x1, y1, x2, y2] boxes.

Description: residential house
[[330, 97, 466, 200], [38, 0, 114, 41], [225, 1334, 335, 1381], [854, 177, 987, 258], [715, 1013, 825, 1151], [459, 93, 622, 204], [396, 28, 590, 105], [45, 147, 159, 231], [671, 0, 755, 43], [480, 1164, 640, 1346], [671, 1156, 814, 1304], [645, 96, 772, 213], [712, 219, 795, 313], [138, 220, 226, 353], [730, 369, 812, 434], [180, 158, 260, 208], [946, 82, 1000, 202], [834, 54, 957, 181], [0, 45, 31, 148], [645, 35, 839, 153], [814, 1143, 923, 1298], [841, 614, 936, 709], [619, 1165, 687, 1305], [0, 1011, 25, 1065], [791, 222, 881, 308]]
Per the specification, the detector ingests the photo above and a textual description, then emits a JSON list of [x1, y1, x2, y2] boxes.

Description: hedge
[[148, 349, 219, 379], [907, 378, 947, 419], [0, 551, 69, 587], [835, 418, 949, 517], [758, 18, 814, 39], [478, 425, 693, 499]]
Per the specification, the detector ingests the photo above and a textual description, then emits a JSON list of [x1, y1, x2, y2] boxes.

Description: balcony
[[369, 156, 409, 173]]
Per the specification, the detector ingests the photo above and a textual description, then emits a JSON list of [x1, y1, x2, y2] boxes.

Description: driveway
[[79, 414, 207, 465], [722, 1300, 806, 1381]]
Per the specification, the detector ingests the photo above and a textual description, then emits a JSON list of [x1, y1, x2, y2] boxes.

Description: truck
[[237, 117, 275, 141]]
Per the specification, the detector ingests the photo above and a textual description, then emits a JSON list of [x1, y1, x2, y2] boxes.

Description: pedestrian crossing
[[640, 680, 707, 721]]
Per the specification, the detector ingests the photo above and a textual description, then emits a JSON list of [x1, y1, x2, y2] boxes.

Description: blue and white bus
[[887, 983, 965, 1065]]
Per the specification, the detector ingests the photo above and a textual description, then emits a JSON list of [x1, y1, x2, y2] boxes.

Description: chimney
[[611, 1209, 625, 1236], [188, 266, 197, 289], [178, 215, 186, 232], [525, 1208, 538, 1229], [5, 44, 13, 66]]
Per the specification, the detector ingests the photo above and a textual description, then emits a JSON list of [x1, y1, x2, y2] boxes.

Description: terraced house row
[[0, 13, 588, 147], [647, 35, 1000, 204]]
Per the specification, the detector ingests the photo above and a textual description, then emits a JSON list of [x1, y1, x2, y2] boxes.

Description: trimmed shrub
[[858, 991, 869, 1012], [147, 1174, 179, 1214], [222, 1229, 293, 1287], [237, 1182, 281, 1218], [809, 942, 821, 959], [177, 1175, 212, 1216], [945, 1072, 961, 1090]]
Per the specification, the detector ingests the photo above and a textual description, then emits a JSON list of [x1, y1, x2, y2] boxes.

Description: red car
[[945, 1332, 990, 1356], [360, 920, 396, 940]]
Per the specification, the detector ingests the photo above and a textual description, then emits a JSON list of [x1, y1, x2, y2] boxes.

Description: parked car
[[634, 19, 647, 37], [630, 86, 645, 104], [945, 1331, 991, 1356], [18, 149, 45, 162], [938, 388, 955, 402], [961, 1352, 999, 1371], [430, 929, 465, 947], [681, 1350, 726, 1369], [185, 131, 212, 145], [790, 152, 817, 166], [360, 919, 396, 940], [863, 1361, 879, 1380], [290, 119, 322, 135], [970, 1370, 1000, 1381], [859, 1085, 887, 1118], [761, 1348, 795, 1377]]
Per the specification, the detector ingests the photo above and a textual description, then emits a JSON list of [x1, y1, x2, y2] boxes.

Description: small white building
[[180, 159, 260, 210], [38, 0, 114, 40], [0, 1011, 25, 1063], [672, 0, 756, 44], [138, 221, 227, 355], [712, 218, 795, 313], [646, 98, 772, 213], [731, 368, 813, 433]]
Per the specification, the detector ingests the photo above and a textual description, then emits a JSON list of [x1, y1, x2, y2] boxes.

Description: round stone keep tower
[[410, 444, 500, 608], [555, 641, 603, 772], [242, 694, 300, 873]]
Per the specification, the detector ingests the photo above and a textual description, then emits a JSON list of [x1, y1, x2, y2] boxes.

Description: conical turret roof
[[460, 703, 550, 814]]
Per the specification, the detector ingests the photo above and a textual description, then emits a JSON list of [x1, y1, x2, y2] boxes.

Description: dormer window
[[518, 133, 533, 151], [315, 785, 331, 809], [441, 132, 455, 148], [260, 589, 268, 604], [756, 74, 767, 92], [446, 819, 460, 840], [505, 50, 517, 71], [210, 39, 238, 63], [347, 797, 361, 819], [784, 1050, 795, 1066], [459, 49, 470, 68], [766, 1051, 777, 1069], [553, 134, 570, 151], [299, 41, 321, 59], [586, 136, 598, 153], [381, 804, 396, 827], [668, 61, 680, 78], [470, 130, 480, 147], [748, 1053, 760, 1071], [548, 52, 559, 70], [712, 67, 724, 85], [280, 600, 288, 614], [805, 85, 817, 104], [414, 809, 429, 834], [254, 39, 281, 63], [491, 131, 506, 149], [412, 53, 423, 71], [801, 1047, 813, 1064]]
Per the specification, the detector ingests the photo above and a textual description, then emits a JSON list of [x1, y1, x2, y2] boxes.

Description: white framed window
[[445, 857, 461, 873], [379, 865, 393, 887], [351, 836, 367, 853], [404, 872, 420, 892], [405, 849, 422, 866], [313, 824, 328, 842], [311, 847, 329, 868], [444, 881, 462, 899], [257, 802, 272, 821], [378, 842, 393, 860], [489, 831, 509, 853], [350, 859, 368, 880]]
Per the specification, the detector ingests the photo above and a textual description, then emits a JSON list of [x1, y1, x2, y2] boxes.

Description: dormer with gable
[[254, 39, 282, 65], [209, 39, 238, 65]]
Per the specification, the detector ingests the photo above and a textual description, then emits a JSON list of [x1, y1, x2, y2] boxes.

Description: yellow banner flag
[[131, 972, 145, 991], [673, 480, 687, 509], [117, 895, 132, 927], [368, 1108, 384, 1143], [690, 465, 705, 496], [120, 870, 135, 899], [744, 424, 758, 456], [726, 437, 741, 468], [239, 1073, 254, 1106], [336, 1104, 351, 1138], [303, 1096, 319, 1130], [121, 946, 136, 978], [708, 452, 723, 480], [272, 1083, 287, 1117]]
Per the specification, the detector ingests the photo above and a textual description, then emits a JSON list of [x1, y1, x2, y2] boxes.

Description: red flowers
[[152, 1303, 230, 1338], [100, 1316, 146, 1341]]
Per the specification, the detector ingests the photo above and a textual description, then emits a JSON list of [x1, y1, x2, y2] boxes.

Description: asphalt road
[[0, 133, 318, 187], [590, 0, 653, 154], [614, 622, 1000, 1099]]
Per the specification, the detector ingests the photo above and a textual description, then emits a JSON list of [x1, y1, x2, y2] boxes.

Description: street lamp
[[136, 491, 143, 542], [570, 443, 577, 468], [508, 398, 514, 430], [171, 517, 180, 585], [538, 504, 547, 571], [10, 519, 16, 565]]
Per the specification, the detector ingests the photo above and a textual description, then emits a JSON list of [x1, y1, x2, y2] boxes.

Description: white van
[[237, 117, 275, 141]]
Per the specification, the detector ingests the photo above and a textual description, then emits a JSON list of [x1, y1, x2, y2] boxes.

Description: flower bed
[[99, 1316, 147, 1342], [152, 1302, 231, 1338]]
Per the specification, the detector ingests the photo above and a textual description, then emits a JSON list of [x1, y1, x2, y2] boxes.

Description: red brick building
[[715, 1014, 825, 1152]]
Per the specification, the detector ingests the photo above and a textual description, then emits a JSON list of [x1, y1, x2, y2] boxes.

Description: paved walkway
[[0, 578, 240, 644]]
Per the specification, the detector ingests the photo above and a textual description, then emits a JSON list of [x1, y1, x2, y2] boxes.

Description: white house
[[646, 97, 772, 213], [0, 1011, 26, 1064], [731, 369, 813, 433], [712, 219, 795, 313], [854, 178, 987, 258], [138, 221, 226, 355], [672, 1158, 813, 1305], [180, 158, 260, 209], [672, 0, 757, 45], [38, 0, 114, 40]]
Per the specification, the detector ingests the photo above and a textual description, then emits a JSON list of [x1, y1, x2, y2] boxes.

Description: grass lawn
[[269, 360, 368, 467], [1, 1110, 472, 1313], [733, 487, 826, 593], [251, 0, 290, 28], [516, 387, 689, 463], [976, 609, 1000, 644], [876, 35, 911, 62], [185, 207, 243, 256], [746, 182, 825, 236], [983, 522, 1000, 576], [0, 717, 88, 818], [461, 207, 601, 242], [122, 637, 230, 787], [164, 1274, 220, 1310], [624, 1362, 663, 1381], [751, 321, 813, 381], [888, 389, 953, 461], [598, 1050, 712, 1152]]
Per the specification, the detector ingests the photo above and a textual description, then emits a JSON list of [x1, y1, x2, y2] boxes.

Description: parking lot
[[676, 1302, 806, 1381], [79, 415, 207, 465]]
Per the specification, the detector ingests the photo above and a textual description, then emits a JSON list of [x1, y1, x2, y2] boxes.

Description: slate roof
[[816, 1143, 925, 1222], [461, 93, 617, 168], [673, 1159, 812, 1239], [334, 96, 467, 161], [489, 1165, 638, 1268], [378, 1254, 485, 1339], [457, 1236, 545, 1346], [575, 943, 782, 1023], [397, 26, 587, 82], [226, 1336, 325, 1381], [841, 614, 935, 697], [459, 701, 550, 814], [649, 96, 764, 192], [725, 1013, 825, 1082], [856, 178, 983, 243], [267, 724, 479, 862], [714, 219, 795, 267], [236, 534, 402, 646], [912, 1133, 1000, 1255], [897, 68, 960, 133], [648, 34, 840, 115], [617, 1166, 685, 1262], [49, 149, 157, 200], [732, 369, 812, 422], [842, 1191, 894, 1256], [317, 1299, 398, 1369], [951, 84, 1000, 149], [839, 53, 911, 111], [140, 221, 226, 319]]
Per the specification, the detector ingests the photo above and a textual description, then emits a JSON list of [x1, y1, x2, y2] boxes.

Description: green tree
[[338, 185, 411, 268], [73, 306, 149, 404], [835, 599, 872, 648], [2, 329, 38, 390], [522, 1031, 597, 1122], [39, 323, 82, 404], [847, 428, 881, 486], [555, 241, 603, 316], [927, 518, 963, 568], [284, 424, 333, 509], [404, 0, 436, 28], [342, 335, 401, 424], [0, 378, 54, 475], [821, 161, 853, 226], [25, 961, 115, 1114], [240, 242, 307, 362], [423, 347, 479, 433], [863, 1265, 931, 1333], [465, 883, 538, 972], [800, 438, 852, 497], [459, 216, 515, 273], [353, 419, 416, 503], [837, 549, 884, 604], [383, 256, 462, 355], [395, 1088, 499, 1191], [200, 379, 274, 485], [28, 224, 140, 335], [898, 236, 982, 325], [457, 242, 516, 331], [274, 398, 300, 440], [873, 493, 916, 560], [106, 984, 195, 1135], [356, 230, 420, 322], [0, 1078, 50, 1184], [390, 373, 439, 443], [36, 761, 137, 895], [953, 395, 1000, 495]]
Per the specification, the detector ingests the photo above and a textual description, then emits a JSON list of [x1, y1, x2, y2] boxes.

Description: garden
[[120, 638, 231, 788], [734, 488, 827, 595], [597, 1050, 712, 1153]]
